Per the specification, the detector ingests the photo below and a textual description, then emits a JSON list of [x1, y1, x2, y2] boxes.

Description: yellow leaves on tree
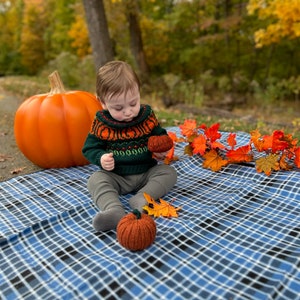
[[247, 0, 300, 47], [143, 193, 181, 218], [68, 15, 91, 57]]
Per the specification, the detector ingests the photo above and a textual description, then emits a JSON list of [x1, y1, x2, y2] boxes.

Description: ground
[[0, 90, 42, 181]]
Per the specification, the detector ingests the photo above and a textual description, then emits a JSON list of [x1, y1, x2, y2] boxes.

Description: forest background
[[1, 0, 300, 133]]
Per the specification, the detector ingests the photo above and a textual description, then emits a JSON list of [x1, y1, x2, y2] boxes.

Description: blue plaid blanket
[[1, 128, 300, 300]]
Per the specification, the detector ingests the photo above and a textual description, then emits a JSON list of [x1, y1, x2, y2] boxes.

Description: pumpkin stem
[[48, 70, 66, 95], [132, 209, 141, 219]]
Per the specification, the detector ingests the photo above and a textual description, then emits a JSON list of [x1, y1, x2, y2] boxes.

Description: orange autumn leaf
[[202, 149, 228, 172], [164, 146, 178, 164], [192, 134, 207, 155], [143, 193, 181, 218], [227, 133, 237, 149], [204, 123, 221, 142], [261, 134, 273, 151], [279, 153, 293, 171], [226, 145, 253, 163], [184, 144, 194, 156], [256, 154, 280, 176], [162, 132, 177, 164], [168, 131, 185, 143], [179, 119, 197, 137], [294, 147, 300, 167], [211, 141, 226, 150], [250, 129, 265, 152]]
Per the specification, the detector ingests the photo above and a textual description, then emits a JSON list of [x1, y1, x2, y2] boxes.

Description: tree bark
[[125, 1, 149, 80], [82, 0, 114, 71]]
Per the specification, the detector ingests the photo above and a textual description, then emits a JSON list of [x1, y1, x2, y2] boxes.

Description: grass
[[1, 75, 299, 140]]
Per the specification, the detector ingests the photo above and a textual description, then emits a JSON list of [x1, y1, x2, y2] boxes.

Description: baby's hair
[[96, 61, 140, 103]]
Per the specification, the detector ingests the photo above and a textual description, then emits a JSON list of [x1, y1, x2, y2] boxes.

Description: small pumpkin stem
[[48, 70, 66, 95], [132, 209, 141, 219]]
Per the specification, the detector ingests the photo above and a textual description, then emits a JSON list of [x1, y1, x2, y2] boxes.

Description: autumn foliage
[[168, 120, 300, 176], [143, 193, 181, 218]]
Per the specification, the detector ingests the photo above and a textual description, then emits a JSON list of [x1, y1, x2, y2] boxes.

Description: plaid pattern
[[1, 128, 300, 300]]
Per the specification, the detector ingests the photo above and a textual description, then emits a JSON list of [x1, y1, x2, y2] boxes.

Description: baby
[[82, 61, 177, 231]]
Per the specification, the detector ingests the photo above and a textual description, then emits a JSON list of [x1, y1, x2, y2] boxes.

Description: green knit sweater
[[82, 104, 168, 175]]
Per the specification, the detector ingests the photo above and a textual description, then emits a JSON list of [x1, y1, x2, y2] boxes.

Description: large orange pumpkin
[[117, 209, 156, 251], [14, 71, 102, 168]]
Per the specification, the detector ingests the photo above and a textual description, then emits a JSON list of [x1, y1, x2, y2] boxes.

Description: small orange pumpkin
[[14, 71, 102, 168], [117, 209, 156, 251], [148, 135, 173, 153]]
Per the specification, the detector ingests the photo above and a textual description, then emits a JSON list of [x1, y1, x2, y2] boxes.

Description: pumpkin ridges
[[15, 95, 50, 166], [117, 211, 156, 251], [14, 72, 102, 168]]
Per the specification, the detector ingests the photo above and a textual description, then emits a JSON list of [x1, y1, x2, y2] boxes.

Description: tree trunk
[[82, 0, 114, 71], [125, 1, 149, 81]]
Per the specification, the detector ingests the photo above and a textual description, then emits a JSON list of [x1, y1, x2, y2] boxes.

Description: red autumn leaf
[[211, 141, 226, 150], [179, 119, 197, 137], [202, 149, 228, 172], [226, 145, 253, 163], [204, 123, 221, 142], [261, 134, 273, 151], [227, 133, 237, 149], [271, 130, 289, 152], [192, 134, 207, 155], [294, 147, 300, 167]]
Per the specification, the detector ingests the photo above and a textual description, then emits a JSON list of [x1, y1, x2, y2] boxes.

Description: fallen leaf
[[184, 144, 194, 156], [179, 119, 197, 137], [192, 134, 207, 155], [226, 145, 253, 163], [256, 154, 280, 176], [250, 129, 264, 152], [143, 193, 181, 218], [279, 153, 293, 171], [204, 123, 221, 143], [202, 149, 228, 172], [0, 154, 12, 162], [294, 147, 300, 167], [10, 167, 26, 175], [227, 133, 237, 149]]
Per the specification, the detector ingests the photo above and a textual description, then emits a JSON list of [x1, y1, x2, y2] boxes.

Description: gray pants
[[87, 164, 177, 213]]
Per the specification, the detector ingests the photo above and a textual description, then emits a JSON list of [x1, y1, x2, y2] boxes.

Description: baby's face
[[102, 85, 141, 122]]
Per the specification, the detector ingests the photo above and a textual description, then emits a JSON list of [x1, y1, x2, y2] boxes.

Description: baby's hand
[[100, 153, 115, 171], [153, 151, 168, 161]]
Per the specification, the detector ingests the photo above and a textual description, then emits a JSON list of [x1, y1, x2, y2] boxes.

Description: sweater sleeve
[[82, 133, 107, 167]]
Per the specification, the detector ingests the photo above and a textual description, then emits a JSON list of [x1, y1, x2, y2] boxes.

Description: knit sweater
[[82, 104, 168, 175]]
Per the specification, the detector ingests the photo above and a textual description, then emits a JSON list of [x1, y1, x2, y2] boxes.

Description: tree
[[247, 0, 300, 48], [82, 0, 114, 71], [125, 0, 149, 78]]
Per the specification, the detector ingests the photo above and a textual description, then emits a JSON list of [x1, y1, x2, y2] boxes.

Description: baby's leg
[[129, 164, 177, 211], [88, 171, 125, 231]]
